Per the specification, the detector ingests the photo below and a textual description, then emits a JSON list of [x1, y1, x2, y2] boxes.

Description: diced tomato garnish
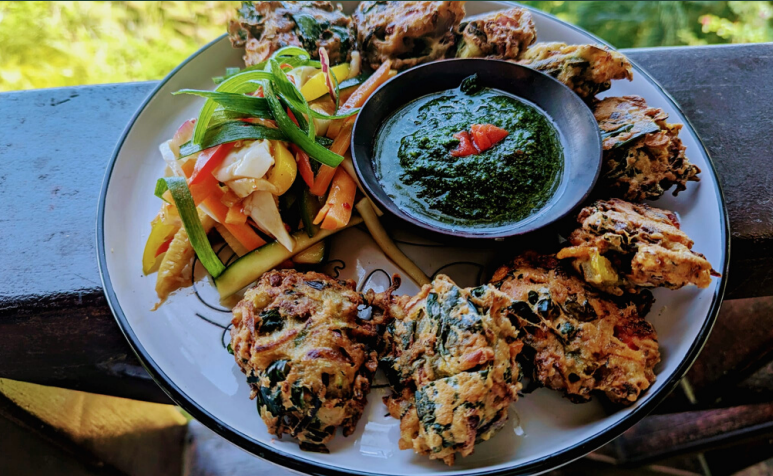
[[481, 124, 509, 144], [450, 131, 478, 157], [471, 125, 492, 152], [189, 142, 236, 186]]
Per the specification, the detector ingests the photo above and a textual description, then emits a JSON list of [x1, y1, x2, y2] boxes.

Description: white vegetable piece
[[159, 140, 185, 177], [227, 178, 278, 198], [310, 103, 334, 136], [244, 191, 295, 252], [287, 66, 320, 89], [213, 140, 274, 183]]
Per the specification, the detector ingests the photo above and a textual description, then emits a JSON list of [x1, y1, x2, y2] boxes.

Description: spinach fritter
[[456, 7, 536, 59], [230, 270, 396, 452], [557, 199, 719, 295], [228, 1, 353, 66], [594, 95, 701, 201], [353, 1, 466, 70], [517, 42, 633, 99], [381, 275, 523, 465], [491, 252, 660, 405]]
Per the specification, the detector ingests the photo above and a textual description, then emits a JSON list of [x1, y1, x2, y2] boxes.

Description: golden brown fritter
[[381, 275, 523, 465], [594, 96, 701, 201], [456, 7, 537, 59], [557, 199, 719, 296], [517, 42, 633, 99], [230, 270, 396, 452], [228, 1, 353, 66], [491, 252, 660, 405], [353, 1, 466, 70]]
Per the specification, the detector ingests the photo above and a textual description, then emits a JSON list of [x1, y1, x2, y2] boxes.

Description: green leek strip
[[338, 72, 371, 91], [209, 108, 249, 127], [179, 122, 287, 157], [271, 59, 315, 140], [174, 90, 271, 118], [190, 71, 274, 146], [270, 46, 312, 59], [154, 177, 225, 278], [263, 80, 343, 167]]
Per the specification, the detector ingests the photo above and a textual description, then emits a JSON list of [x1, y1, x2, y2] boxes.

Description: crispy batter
[[491, 252, 659, 405], [456, 7, 536, 59], [518, 42, 633, 99], [557, 199, 719, 295], [230, 270, 396, 452], [381, 275, 522, 465], [228, 1, 353, 66], [594, 96, 701, 201], [353, 1, 466, 70]]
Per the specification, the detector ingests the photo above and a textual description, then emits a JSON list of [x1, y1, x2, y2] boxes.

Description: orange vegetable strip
[[189, 175, 222, 206], [340, 60, 392, 113], [314, 168, 357, 230], [201, 192, 265, 251], [310, 117, 356, 195], [225, 205, 248, 225], [291, 144, 315, 188], [181, 159, 196, 178]]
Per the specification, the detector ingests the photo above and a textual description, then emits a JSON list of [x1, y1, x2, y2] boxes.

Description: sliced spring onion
[[155, 177, 225, 278], [190, 71, 273, 146], [212, 55, 320, 85], [174, 90, 271, 118], [271, 59, 315, 141], [209, 108, 249, 127], [263, 80, 344, 167], [179, 122, 287, 157]]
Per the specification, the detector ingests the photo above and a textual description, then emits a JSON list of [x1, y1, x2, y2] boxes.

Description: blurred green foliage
[[0, 1, 770, 92]]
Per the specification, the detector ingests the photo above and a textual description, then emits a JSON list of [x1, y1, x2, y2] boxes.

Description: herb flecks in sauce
[[375, 76, 563, 229]]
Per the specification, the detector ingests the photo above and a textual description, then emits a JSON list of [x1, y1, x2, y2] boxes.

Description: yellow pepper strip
[[142, 217, 179, 275], [300, 63, 350, 102], [267, 141, 297, 195]]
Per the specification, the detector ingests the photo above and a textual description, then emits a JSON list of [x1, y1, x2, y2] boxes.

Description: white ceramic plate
[[97, 2, 729, 475]]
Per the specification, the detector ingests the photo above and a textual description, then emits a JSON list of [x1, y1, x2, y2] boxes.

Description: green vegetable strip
[[155, 177, 225, 278], [209, 108, 249, 127], [179, 123, 287, 157], [271, 59, 315, 140], [174, 90, 271, 118], [190, 71, 273, 146], [338, 72, 371, 90], [263, 80, 344, 168], [212, 56, 320, 85]]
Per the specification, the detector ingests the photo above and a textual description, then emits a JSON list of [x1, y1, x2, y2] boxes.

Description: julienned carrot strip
[[201, 191, 265, 251], [327, 62, 393, 139], [291, 144, 315, 188], [225, 204, 248, 225], [310, 117, 356, 195], [340, 60, 392, 112], [313, 168, 357, 230], [189, 175, 222, 206], [309, 165, 337, 196]]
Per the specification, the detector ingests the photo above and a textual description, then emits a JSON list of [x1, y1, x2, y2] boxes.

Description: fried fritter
[[228, 1, 353, 66], [381, 275, 523, 465], [557, 199, 719, 295], [594, 95, 701, 201], [456, 7, 536, 59], [353, 1, 466, 70], [517, 42, 633, 99], [491, 252, 660, 405], [230, 270, 395, 452]]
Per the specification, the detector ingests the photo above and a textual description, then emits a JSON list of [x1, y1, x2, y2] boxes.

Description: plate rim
[[96, 5, 731, 475]]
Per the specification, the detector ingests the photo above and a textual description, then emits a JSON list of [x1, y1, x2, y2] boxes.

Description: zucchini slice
[[215, 216, 362, 298], [292, 240, 327, 264]]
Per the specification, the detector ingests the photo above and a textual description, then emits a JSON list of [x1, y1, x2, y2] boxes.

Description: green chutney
[[374, 77, 564, 230]]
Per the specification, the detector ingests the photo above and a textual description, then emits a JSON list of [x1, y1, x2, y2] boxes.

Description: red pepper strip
[[251, 86, 264, 98], [189, 142, 236, 186], [154, 237, 174, 257], [291, 144, 315, 188], [287, 107, 300, 127], [450, 131, 477, 157], [471, 124, 492, 152]]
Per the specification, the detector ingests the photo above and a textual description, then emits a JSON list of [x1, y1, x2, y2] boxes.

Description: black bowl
[[350, 58, 602, 241]]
